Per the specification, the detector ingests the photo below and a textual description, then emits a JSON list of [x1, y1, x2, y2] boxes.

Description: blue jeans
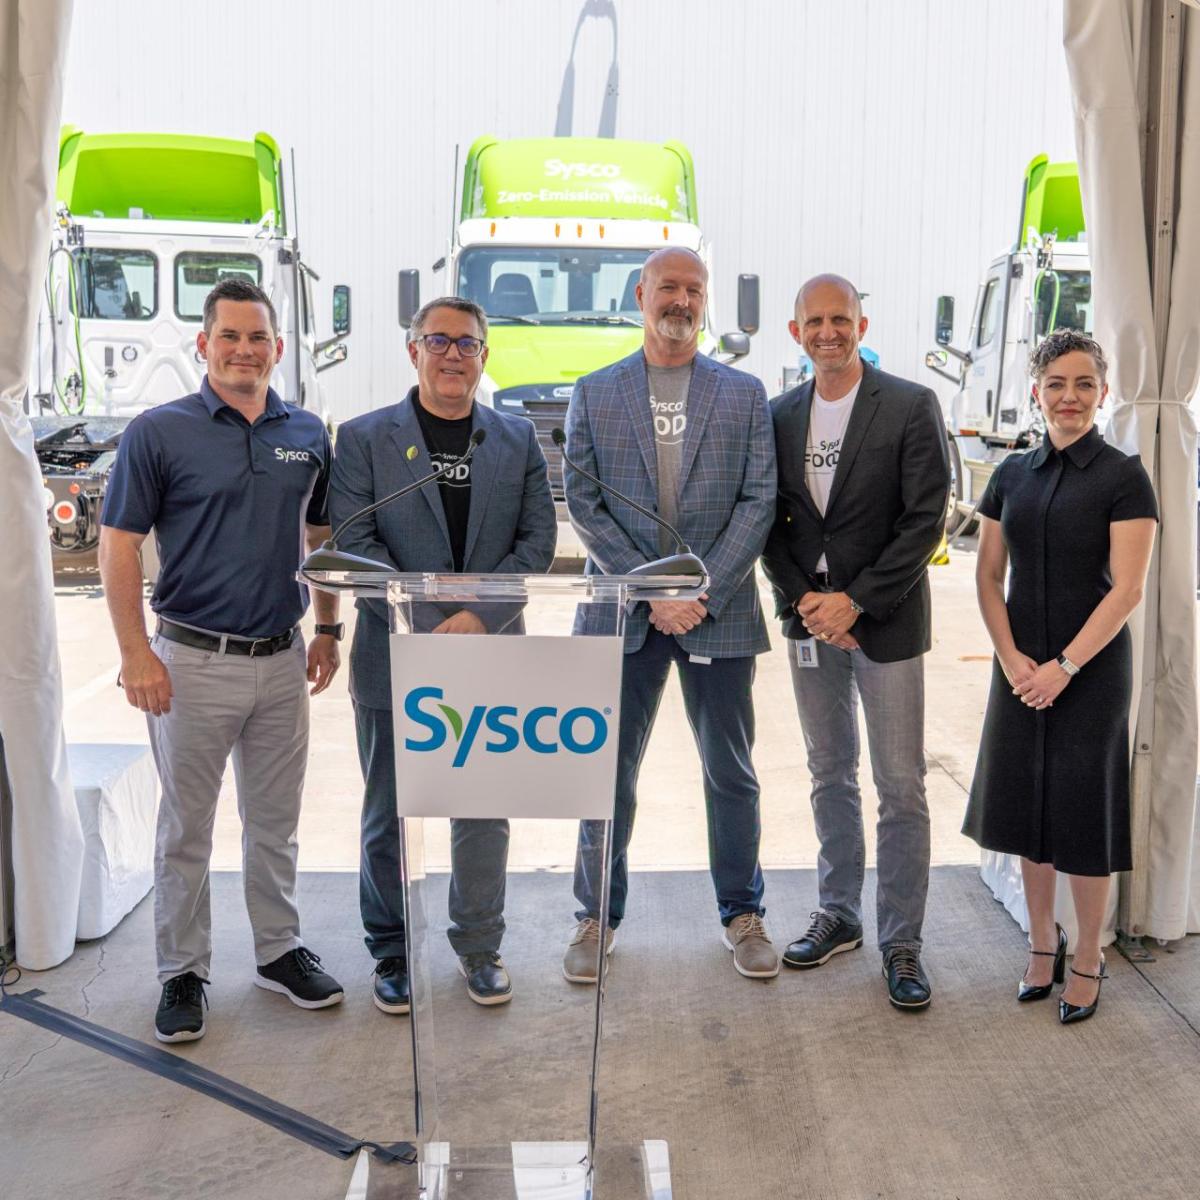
[[354, 702, 509, 958], [787, 638, 929, 951], [574, 628, 766, 928]]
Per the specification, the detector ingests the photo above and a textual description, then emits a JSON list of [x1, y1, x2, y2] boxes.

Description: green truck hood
[[57, 126, 284, 226], [484, 324, 645, 390]]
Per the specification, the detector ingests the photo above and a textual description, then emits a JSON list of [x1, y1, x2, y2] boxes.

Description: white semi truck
[[926, 156, 1092, 532], [29, 127, 350, 559], [397, 135, 760, 560]]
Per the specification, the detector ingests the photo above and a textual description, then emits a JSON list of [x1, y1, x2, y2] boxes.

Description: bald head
[[641, 246, 708, 285], [795, 273, 861, 321], [637, 246, 708, 365], [789, 273, 868, 386]]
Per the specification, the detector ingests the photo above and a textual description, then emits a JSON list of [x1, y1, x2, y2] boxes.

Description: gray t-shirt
[[646, 360, 692, 554]]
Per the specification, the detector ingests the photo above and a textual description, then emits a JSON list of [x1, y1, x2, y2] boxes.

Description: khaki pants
[[146, 632, 309, 983]]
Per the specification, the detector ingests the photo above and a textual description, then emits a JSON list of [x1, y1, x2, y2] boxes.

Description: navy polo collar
[[1031, 425, 1104, 470], [200, 375, 287, 421]]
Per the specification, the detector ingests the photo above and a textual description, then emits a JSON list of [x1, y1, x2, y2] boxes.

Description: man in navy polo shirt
[[100, 278, 344, 1043]]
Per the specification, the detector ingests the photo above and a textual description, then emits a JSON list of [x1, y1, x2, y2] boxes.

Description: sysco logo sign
[[404, 686, 610, 768], [544, 158, 621, 181], [275, 448, 311, 463]]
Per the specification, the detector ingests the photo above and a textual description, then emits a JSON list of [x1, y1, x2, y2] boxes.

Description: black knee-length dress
[[961, 428, 1158, 876]]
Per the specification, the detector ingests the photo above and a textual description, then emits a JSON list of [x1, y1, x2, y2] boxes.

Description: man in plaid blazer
[[562, 246, 779, 983]]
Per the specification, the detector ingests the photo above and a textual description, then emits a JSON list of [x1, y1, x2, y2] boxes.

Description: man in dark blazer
[[563, 247, 779, 984], [329, 297, 556, 1013], [761, 274, 949, 1011]]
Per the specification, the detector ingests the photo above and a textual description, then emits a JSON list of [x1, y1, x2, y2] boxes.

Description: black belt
[[156, 619, 298, 657], [809, 571, 836, 592]]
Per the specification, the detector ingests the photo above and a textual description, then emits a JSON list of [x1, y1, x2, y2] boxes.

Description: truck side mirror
[[332, 284, 351, 337], [935, 295, 954, 346], [719, 332, 750, 358], [398, 269, 420, 329], [737, 273, 760, 335]]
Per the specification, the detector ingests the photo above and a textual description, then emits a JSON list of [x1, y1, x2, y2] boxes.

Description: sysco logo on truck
[[543, 158, 622, 181]]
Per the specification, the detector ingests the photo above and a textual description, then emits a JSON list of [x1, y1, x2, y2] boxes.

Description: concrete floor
[[3, 544, 1199, 1198]]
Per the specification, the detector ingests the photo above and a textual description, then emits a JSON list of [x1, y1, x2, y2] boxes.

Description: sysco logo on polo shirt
[[274, 448, 312, 463], [403, 686, 610, 768]]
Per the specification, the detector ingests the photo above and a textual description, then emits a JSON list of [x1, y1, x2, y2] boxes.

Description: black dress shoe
[[1059, 954, 1107, 1025], [782, 909, 864, 969], [1018, 923, 1068, 1002], [373, 956, 411, 1015], [458, 952, 513, 1006], [882, 946, 931, 1011]]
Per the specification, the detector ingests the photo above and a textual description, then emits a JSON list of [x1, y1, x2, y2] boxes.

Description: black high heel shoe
[[1059, 953, 1108, 1025], [1017, 922, 1067, 1002]]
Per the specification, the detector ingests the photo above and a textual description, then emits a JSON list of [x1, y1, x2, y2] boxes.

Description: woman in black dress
[[962, 330, 1158, 1024]]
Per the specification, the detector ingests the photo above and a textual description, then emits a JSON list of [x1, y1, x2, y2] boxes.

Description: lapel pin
[[406, 445, 419, 461]]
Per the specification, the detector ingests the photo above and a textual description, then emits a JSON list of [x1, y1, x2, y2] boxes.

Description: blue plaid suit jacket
[[565, 349, 775, 657]]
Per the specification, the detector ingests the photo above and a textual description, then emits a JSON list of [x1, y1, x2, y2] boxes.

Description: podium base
[[345, 1140, 672, 1199]]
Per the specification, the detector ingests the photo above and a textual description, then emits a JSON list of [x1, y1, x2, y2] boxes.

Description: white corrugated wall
[[61, 0, 1076, 421]]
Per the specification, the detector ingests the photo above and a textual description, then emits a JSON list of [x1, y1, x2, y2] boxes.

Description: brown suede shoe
[[562, 918, 615, 984], [722, 913, 780, 979]]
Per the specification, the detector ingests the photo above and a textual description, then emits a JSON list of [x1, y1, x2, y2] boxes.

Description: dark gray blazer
[[760, 362, 949, 663], [329, 393, 557, 709]]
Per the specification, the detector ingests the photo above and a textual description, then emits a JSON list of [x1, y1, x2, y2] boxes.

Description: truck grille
[[494, 387, 572, 500]]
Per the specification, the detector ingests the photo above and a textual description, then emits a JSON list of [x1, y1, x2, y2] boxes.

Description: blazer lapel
[[390, 398, 451, 553], [462, 403, 499, 566], [678, 354, 717, 488], [621, 355, 659, 489], [824, 367, 882, 515]]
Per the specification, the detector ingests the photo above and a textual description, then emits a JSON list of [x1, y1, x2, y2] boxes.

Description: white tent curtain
[[1063, 0, 1200, 940], [0, 0, 81, 969]]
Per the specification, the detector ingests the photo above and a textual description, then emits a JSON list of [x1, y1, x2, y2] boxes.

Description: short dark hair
[[410, 296, 488, 342], [1030, 328, 1108, 383], [202, 277, 278, 335]]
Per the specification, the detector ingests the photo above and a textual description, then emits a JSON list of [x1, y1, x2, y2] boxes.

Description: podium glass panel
[[299, 572, 697, 1199]]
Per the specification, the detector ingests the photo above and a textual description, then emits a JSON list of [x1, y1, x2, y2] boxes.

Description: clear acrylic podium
[[304, 569, 704, 1200]]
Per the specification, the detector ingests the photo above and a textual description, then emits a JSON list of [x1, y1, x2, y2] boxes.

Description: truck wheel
[[946, 435, 978, 537]]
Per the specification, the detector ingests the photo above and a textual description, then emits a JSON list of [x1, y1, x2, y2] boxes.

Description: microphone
[[301, 428, 487, 579], [550, 427, 708, 582]]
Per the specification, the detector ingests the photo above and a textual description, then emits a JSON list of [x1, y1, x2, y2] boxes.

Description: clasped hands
[[649, 594, 709, 635], [795, 591, 859, 651], [1002, 653, 1071, 711]]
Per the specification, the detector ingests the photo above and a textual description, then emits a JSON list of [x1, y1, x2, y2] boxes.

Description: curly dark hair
[[1029, 328, 1108, 383]]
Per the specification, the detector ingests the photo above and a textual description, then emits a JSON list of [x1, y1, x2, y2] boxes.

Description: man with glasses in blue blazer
[[330, 297, 556, 1014], [562, 247, 778, 984]]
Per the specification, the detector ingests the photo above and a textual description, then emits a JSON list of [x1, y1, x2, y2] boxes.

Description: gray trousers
[[146, 632, 309, 983], [787, 638, 930, 951]]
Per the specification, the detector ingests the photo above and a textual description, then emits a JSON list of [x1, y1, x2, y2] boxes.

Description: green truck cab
[[398, 136, 760, 561], [30, 128, 350, 560], [925, 155, 1093, 532]]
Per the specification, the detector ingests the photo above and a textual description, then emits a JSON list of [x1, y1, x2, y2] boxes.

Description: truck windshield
[[1034, 269, 1092, 338], [458, 247, 649, 323], [70, 248, 157, 320], [174, 252, 263, 321]]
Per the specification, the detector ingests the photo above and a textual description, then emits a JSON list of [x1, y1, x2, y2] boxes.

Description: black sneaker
[[155, 972, 208, 1043], [457, 952, 513, 1006], [255, 947, 344, 1009], [883, 946, 932, 1011], [782, 909, 864, 969], [373, 956, 411, 1015]]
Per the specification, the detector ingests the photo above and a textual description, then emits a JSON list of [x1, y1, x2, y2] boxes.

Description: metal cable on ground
[[0, 984, 416, 1165]]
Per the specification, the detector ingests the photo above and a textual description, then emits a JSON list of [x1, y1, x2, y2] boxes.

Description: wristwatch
[[1057, 653, 1080, 676], [314, 623, 345, 641], [848, 597, 864, 616]]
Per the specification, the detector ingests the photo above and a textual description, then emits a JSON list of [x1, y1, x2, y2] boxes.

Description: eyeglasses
[[413, 333, 485, 357]]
